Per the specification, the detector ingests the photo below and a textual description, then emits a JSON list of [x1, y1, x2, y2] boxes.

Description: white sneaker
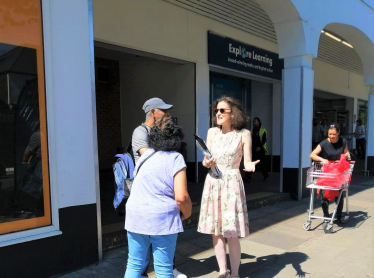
[[173, 268, 187, 278]]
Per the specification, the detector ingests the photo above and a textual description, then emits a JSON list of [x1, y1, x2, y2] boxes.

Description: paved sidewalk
[[58, 176, 374, 278]]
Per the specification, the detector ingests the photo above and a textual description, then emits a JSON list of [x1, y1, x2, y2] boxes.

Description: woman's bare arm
[[174, 169, 192, 220], [242, 129, 260, 172], [310, 145, 328, 163]]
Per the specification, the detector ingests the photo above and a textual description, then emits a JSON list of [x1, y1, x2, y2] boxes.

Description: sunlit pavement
[[58, 174, 374, 278]]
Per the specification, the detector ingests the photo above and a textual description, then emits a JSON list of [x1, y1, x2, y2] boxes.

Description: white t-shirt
[[355, 125, 366, 139]]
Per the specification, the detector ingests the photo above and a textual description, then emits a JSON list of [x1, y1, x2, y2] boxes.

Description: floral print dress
[[198, 128, 249, 238]]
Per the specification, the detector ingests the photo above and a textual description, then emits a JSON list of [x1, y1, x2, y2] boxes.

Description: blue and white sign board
[[208, 32, 284, 80]]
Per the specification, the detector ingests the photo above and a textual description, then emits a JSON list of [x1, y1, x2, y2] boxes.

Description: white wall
[[45, 0, 97, 208], [119, 56, 195, 162]]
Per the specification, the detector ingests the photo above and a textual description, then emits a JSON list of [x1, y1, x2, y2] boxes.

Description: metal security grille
[[318, 32, 363, 75], [162, 0, 364, 75], [164, 0, 277, 42]]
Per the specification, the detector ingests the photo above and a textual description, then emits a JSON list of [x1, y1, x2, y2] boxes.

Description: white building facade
[[0, 0, 373, 277]]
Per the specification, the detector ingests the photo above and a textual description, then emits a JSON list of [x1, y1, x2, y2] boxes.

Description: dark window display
[[0, 44, 45, 226], [0, 0, 50, 235]]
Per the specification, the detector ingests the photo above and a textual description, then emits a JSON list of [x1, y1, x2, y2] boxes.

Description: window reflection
[[0, 43, 44, 224]]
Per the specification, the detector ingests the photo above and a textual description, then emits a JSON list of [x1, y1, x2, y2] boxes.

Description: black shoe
[[243, 177, 251, 183], [333, 217, 342, 224], [332, 211, 343, 222], [263, 174, 269, 181], [323, 214, 330, 222]]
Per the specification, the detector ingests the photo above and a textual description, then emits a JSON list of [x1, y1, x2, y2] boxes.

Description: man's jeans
[[125, 232, 178, 278]]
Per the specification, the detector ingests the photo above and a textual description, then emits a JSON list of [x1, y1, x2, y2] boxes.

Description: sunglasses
[[329, 124, 338, 128], [214, 108, 231, 114]]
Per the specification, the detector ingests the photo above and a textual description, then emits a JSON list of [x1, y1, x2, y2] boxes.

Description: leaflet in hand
[[194, 134, 221, 177]]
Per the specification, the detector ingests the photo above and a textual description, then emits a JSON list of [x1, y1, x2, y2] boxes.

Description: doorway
[[94, 44, 196, 250]]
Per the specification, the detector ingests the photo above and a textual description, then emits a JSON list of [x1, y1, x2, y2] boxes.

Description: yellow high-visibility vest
[[259, 127, 268, 154]]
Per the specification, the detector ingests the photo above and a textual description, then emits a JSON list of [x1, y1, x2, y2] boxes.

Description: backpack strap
[[134, 150, 158, 177]]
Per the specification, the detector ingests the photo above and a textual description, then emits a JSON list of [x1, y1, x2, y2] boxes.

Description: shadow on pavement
[[335, 210, 371, 230], [250, 252, 310, 278], [178, 253, 255, 277], [179, 251, 309, 278]]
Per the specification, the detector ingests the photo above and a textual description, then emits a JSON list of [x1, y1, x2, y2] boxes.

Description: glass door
[[314, 110, 336, 136]]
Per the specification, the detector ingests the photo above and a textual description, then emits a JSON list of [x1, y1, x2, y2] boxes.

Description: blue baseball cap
[[142, 98, 173, 113]]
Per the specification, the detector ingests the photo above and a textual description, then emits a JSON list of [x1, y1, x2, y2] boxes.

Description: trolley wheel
[[324, 224, 333, 234], [303, 222, 311, 231], [340, 215, 350, 224]]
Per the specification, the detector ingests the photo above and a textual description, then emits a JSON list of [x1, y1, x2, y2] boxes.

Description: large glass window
[[0, 0, 50, 235]]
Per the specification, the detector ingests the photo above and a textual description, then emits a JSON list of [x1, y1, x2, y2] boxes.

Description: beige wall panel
[[314, 59, 369, 100], [92, 0, 189, 60]]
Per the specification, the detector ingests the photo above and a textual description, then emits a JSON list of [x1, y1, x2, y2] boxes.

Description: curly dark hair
[[148, 118, 184, 151], [212, 96, 249, 130]]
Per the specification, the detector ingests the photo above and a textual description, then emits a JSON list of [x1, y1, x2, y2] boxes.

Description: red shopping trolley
[[303, 161, 355, 233]]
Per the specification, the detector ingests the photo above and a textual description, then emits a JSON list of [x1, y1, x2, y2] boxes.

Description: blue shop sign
[[208, 32, 284, 80]]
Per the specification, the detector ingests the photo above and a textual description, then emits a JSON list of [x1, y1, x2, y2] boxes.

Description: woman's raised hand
[[243, 160, 260, 172]]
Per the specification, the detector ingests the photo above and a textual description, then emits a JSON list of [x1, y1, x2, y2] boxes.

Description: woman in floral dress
[[198, 97, 259, 278]]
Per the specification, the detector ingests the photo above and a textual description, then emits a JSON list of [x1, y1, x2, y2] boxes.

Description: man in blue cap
[[132, 97, 173, 164], [131, 97, 187, 278]]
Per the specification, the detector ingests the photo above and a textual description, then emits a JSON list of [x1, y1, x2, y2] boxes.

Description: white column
[[353, 97, 358, 151], [366, 87, 374, 174], [272, 83, 282, 178], [195, 64, 210, 182], [281, 55, 314, 200]]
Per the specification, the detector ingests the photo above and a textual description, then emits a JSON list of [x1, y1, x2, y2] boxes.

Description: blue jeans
[[125, 232, 178, 278], [141, 245, 176, 276]]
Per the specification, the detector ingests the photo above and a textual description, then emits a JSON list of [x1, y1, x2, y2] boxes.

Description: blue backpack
[[113, 124, 150, 211], [113, 153, 134, 210]]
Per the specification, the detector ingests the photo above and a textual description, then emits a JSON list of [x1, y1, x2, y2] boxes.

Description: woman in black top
[[310, 124, 350, 221]]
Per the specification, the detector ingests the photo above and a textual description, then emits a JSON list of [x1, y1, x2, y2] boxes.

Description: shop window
[[210, 72, 251, 129], [357, 100, 368, 127], [0, 0, 51, 235]]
